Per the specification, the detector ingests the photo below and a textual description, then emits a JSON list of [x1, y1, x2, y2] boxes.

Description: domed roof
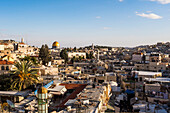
[[52, 41, 60, 48], [38, 86, 47, 94]]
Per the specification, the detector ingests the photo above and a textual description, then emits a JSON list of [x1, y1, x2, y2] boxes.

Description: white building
[[132, 71, 162, 82], [0, 45, 4, 51], [67, 52, 86, 59]]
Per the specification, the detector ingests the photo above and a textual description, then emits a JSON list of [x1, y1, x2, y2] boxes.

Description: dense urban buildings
[[0, 39, 169, 113]]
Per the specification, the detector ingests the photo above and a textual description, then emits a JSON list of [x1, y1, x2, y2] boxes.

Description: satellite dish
[[6, 100, 15, 108]]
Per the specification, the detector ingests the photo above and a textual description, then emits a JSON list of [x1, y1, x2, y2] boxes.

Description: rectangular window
[[140, 77, 142, 82]]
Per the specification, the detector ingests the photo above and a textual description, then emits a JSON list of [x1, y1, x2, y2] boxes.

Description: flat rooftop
[[15, 96, 36, 108], [0, 91, 30, 97], [133, 71, 162, 76], [145, 77, 170, 83], [78, 85, 103, 101], [48, 85, 66, 92]]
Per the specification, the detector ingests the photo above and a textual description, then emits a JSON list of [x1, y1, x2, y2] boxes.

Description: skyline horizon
[[0, 0, 170, 47], [0, 37, 169, 48]]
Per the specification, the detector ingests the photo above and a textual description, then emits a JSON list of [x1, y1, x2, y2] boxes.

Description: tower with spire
[[92, 43, 94, 50], [21, 38, 24, 43]]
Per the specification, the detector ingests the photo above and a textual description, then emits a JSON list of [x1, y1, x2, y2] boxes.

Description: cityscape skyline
[[0, 0, 170, 47], [0, 1, 169, 113]]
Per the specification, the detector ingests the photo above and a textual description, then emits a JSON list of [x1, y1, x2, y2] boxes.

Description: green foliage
[[39, 44, 50, 65], [66, 48, 71, 52], [70, 56, 84, 63], [10, 60, 39, 91], [23, 56, 38, 65], [60, 49, 68, 64], [78, 47, 83, 50], [0, 74, 12, 91], [86, 51, 94, 59], [71, 56, 76, 63], [73, 47, 77, 51], [79, 56, 83, 60]]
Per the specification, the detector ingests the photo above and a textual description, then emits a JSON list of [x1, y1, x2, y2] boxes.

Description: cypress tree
[[39, 44, 50, 65]]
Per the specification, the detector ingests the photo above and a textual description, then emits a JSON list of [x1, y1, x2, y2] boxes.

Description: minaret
[[97, 49, 99, 61], [38, 86, 48, 113], [21, 38, 24, 43], [92, 43, 94, 50]]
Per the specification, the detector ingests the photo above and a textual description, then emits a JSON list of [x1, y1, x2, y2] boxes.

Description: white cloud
[[104, 27, 111, 30], [119, 0, 124, 2], [150, 0, 170, 4], [136, 12, 163, 19], [96, 16, 101, 19]]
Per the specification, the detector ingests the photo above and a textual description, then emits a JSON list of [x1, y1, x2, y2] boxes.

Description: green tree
[[10, 60, 39, 91], [71, 56, 76, 63], [79, 56, 82, 60], [60, 49, 68, 64], [66, 48, 71, 52], [86, 51, 94, 59], [0, 74, 12, 91], [39, 44, 50, 65], [86, 53, 89, 59], [89, 51, 94, 59], [73, 47, 77, 51], [23, 56, 38, 65]]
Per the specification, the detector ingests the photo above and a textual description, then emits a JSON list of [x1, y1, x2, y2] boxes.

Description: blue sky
[[0, 0, 170, 47]]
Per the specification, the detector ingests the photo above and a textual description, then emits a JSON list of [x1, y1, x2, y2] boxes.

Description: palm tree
[[11, 60, 39, 91]]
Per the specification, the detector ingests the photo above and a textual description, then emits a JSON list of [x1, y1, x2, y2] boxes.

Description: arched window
[[1, 66, 5, 70], [6, 66, 9, 70]]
